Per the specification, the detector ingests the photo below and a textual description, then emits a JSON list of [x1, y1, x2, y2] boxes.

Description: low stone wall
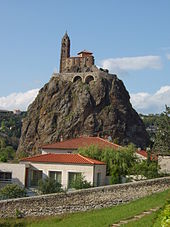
[[0, 177, 170, 218]]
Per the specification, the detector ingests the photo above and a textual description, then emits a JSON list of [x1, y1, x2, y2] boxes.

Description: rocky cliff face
[[18, 74, 149, 155]]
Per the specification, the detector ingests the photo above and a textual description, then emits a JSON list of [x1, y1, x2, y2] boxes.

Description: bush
[[38, 177, 62, 194], [154, 199, 170, 227], [0, 184, 26, 200], [70, 174, 91, 190]]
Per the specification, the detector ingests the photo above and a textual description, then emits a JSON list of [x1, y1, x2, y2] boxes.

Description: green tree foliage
[[0, 120, 6, 131], [131, 160, 159, 179], [78, 144, 160, 184], [0, 146, 15, 162], [0, 111, 26, 151], [0, 137, 6, 148], [70, 174, 91, 190], [79, 144, 137, 184], [38, 177, 62, 194], [153, 106, 170, 154], [0, 184, 26, 200]]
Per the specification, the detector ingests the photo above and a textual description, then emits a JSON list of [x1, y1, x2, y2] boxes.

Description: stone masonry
[[0, 177, 170, 218]]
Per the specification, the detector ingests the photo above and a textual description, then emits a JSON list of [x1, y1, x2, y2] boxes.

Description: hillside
[[0, 111, 26, 150], [17, 72, 149, 155]]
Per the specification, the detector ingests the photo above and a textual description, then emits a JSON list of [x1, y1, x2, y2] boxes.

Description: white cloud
[[100, 55, 162, 73], [130, 85, 170, 114], [1, 85, 169, 114], [166, 54, 170, 60], [0, 89, 39, 111]]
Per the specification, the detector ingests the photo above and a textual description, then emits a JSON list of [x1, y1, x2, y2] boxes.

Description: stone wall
[[0, 177, 170, 218], [51, 69, 116, 84]]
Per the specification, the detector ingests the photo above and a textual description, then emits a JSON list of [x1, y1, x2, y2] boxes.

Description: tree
[[0, 146, 15, 162], [38, 177, 62, 194], [131, 160, 159, 179], [79, 144, 160, 184], [79, 144, 137, 184], [153, 106, 170, 154], [0, 184, 26, 200], [70, 174, 91, 189], [0, 120, 6, 131]]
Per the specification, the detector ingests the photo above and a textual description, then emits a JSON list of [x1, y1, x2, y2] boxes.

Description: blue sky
[[0, 0, 170, 113]]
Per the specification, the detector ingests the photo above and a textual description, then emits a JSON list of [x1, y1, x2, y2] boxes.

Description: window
[[30, 170, 42, 187], [49, 171, 62, 184], [68, 172, 81, 188], [0, 172, 12, 182]]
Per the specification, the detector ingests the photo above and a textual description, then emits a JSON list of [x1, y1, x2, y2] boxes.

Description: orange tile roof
[[77, 50, 93, 55], [20, 153, 105, 165], [41, 137, 121, 150], [136, 150, 157, 160]]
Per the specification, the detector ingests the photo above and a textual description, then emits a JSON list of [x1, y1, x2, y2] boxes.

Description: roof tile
[[20, 153, 105, 165], [41, 137, 121, 150]]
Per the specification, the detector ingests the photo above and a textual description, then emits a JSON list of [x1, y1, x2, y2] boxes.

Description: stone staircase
[[111, 207, 159, 226]]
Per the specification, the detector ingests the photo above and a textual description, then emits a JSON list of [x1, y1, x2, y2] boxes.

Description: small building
[[40, 136, 121, 154], [20, 153, 106, 189], [158, 154, 170, 174], [13, 109, 21, 115]]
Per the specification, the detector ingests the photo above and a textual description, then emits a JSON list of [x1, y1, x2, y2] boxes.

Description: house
[[20, 153, 106, 189], [0, 153, 106, 190], [40, 136, 121, 154], [0, 136, 152, 191], [40, 136, 151, 161]]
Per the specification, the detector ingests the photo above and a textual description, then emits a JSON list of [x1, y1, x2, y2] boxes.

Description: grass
[[0, 189, 169, 227], [122, 212, 159, 227]]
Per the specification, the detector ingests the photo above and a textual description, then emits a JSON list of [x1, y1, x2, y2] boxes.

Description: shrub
[[38, 177, 62, 194], [70, 174, 91, 190], [154, 199, 170, 227], [0, 184, 26, 200]]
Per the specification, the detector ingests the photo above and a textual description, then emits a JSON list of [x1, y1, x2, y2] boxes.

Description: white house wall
[[94, 165, 106, 186], [41, 148, 75, 154], [0, 163, 26, 187], [23, 162, 94, 189], [158, 156, 170, 174]]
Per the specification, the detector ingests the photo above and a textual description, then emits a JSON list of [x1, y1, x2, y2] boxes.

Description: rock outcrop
[[18, 73, 149, 155]]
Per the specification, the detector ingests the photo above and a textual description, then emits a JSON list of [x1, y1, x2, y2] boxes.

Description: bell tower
[[59, 32, 70, 73]]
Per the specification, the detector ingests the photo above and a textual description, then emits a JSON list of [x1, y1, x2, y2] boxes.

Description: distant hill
[[0, 111, 26, 150]]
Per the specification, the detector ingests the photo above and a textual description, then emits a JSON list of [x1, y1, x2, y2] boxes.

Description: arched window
[[85, 75, 94, 84], [73, 76, 82, 83]]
